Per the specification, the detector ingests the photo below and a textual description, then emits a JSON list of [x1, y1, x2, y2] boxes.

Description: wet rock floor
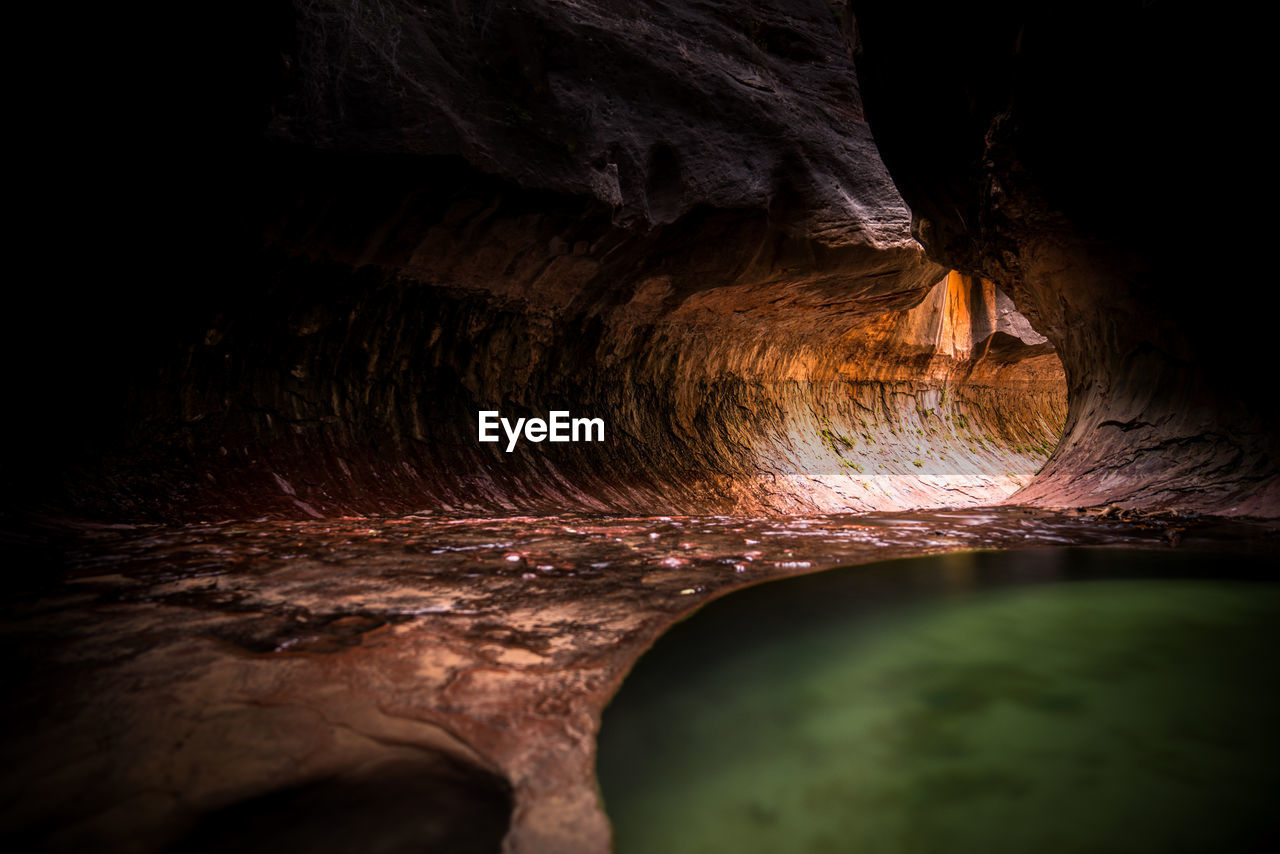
[[1, 507, 1276, 852]]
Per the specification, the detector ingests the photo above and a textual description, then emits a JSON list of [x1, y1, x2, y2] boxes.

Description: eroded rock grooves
[[8, 0, 1067, 522], [140, 151, 1062, 518]]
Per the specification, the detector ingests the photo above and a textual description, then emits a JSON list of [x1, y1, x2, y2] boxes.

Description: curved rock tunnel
[[2, 1, 1276, 852], [47, 155, 1066, 520], [12, 1, 1074, 523], [8, 0, 1274, 522]]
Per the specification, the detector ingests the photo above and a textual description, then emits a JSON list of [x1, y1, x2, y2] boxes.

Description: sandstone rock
[[848, 0, 1278, 515], [273, 0, 906, 246], [10, 1, 1074, 521]]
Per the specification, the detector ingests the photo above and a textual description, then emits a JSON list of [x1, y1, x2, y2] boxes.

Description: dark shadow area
[[170, 758, 512, 854]]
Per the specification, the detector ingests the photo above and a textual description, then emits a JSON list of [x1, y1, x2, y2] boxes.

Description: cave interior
[[2, 1, 1277, 852]]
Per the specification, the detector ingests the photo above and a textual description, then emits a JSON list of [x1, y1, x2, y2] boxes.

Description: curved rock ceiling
[[11, 0, 1081, 521], [8, 1, 1271, 520]]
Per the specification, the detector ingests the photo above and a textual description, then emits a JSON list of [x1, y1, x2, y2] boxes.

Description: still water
[[597, 549, 1280, 853]]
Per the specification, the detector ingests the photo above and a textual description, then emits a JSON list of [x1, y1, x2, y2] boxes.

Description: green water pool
[[596, 548, 1280, 853]]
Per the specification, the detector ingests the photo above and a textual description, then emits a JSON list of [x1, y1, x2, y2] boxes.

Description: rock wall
[[8, 1, 1268, 524], [848, 0, 1278, 516], [6, 0, 1067, 522], [65, 150, 1060, 519]]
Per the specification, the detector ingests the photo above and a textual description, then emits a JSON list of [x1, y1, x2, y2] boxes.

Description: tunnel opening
[[705, 269, 1068, 513]]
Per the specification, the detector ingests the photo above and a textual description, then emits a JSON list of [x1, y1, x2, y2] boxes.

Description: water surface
[[597, 549, 1280, 853]]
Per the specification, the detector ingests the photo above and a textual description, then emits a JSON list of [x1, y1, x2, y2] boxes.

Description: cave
[[2, 1, 1276, 852]]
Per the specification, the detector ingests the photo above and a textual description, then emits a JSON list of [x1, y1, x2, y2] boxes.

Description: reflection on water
[[597, 549, 1280, 854]]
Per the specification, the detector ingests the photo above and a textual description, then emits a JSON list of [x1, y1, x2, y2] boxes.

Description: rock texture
[[848, 0, 1278, 516], [5, 0, 1067, 522], [43, 148, 1061, 518], [274, 0, 903, 243], [2, 4, 1276, 854]]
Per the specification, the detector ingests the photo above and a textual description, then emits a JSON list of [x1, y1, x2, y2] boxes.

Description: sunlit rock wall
[[103, 145, 1061, 519]]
